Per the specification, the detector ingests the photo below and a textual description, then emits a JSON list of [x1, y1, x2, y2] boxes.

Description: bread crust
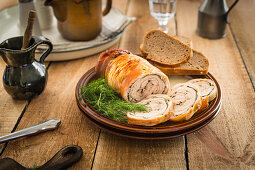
[[173, 35, 193, 48], [141, 30, 193, 67], [140, 32, 209, 75], [151, 50, 209, 75]]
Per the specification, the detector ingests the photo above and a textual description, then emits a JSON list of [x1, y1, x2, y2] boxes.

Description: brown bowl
[[75, 67, 222, 139]]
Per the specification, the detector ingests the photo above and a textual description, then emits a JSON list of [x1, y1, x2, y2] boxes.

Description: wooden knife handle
[[21, 10, 37, 50], [0, 145, 83, 170], [38, 145, 83, 170]]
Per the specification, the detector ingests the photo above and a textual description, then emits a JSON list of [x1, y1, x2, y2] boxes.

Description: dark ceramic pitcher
[[0, 36, 53, 100]]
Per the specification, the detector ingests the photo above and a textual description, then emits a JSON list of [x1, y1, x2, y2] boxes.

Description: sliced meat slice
[[104, 53, 170, 103], [170, 83, 202, 122], [187, 79, 217, 110], [127, 94, 173, 126], [188, 79, 217, 101]]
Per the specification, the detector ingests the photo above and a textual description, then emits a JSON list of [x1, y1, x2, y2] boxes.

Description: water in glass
[[149, 0, 177, 33]]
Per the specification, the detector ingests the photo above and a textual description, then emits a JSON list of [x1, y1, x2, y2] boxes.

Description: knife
[[0, 119, 61, 144]]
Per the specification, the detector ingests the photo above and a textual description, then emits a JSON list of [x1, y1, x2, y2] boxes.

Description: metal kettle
[[196, 0, 239, 39]]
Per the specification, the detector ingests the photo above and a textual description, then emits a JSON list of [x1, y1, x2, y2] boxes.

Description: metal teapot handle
[[33, 36, 53, 63], [226, 0, 239, 23]]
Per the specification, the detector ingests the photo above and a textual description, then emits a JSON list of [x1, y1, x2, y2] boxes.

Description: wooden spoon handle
[[21, 10, 37, 50]]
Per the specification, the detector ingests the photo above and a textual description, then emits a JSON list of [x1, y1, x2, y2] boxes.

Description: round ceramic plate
[[75, 67, 222, 139], [0, 5, 134, 61], [78, 101, 221, 139]]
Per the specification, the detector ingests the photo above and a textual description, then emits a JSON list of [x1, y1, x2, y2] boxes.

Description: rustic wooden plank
[[0, 0, 48, 145], [119, 0, 176, 54], [0, 56, 100, 169], [176, 0, 255, 169], [93, 133, 186, 169], [92, 0, 186, 169], [0, 60, 27, 151], [0, 0, 17, 10], [227, 0, 255, 87], [0, 1, 129, 169]]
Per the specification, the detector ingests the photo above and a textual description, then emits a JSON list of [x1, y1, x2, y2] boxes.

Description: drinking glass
[[149, 0, 177, 33]]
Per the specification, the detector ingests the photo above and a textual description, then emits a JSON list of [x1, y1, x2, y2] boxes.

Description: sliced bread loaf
[[173, 35, 193, 48], [154, 50, 209, 75], [140, 30, 192, 66]]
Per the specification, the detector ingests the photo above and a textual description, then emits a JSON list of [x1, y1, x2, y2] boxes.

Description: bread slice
[[153, 50, 209, 75], [140, 30, 192, 67], [173, 35, 193, 48], [140, 35, 193, 57]]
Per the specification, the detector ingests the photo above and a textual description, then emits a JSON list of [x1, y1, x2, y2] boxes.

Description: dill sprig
[[80, 78, 147, 122]]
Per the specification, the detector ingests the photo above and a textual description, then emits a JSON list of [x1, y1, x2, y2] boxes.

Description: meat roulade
[[170, 83, 202, 122], [95, 49, 131, 77], [127, 94, 173, 126], [188, 79, 217, 110], [96, 49, 171, 103]]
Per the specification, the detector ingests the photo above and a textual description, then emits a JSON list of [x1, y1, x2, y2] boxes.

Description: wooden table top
[[0, 0, 255, 169]]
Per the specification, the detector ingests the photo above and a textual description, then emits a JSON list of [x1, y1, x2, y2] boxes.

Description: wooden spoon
[[21, 10, 37, 50]]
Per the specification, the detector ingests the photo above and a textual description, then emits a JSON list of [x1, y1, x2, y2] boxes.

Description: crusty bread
[[140, 30, 192, 66], [140, 32, 209, 75], [173, 35, 193, 48], [154, 50, 209, 75], [140, 35, 193, 58]]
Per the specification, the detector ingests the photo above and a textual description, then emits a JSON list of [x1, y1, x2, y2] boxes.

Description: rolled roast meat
[[127, 94, 173, 126], [186, 79, 217, 110], [170, 83, 202, 121], [96, 49, 171, 103]]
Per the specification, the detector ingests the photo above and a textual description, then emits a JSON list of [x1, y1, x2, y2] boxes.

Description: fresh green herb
[[80, 78, 147, 122]]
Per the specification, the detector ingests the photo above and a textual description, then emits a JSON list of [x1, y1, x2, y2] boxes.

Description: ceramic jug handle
[[103, 0, 112, 16], [34, 36, 53, 63], [226, 0, 239, 23]]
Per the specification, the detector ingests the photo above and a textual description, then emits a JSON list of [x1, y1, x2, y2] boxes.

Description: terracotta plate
[[75, 67, 222, 139]]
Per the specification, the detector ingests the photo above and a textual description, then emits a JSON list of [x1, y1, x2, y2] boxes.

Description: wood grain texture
[[0, 1, 128, 170], [92, 0, 186, 169], [0, 0, 17, 10], [0, 58, 27, 152], [0, 56, 101, 169], [176, 0, 255, 169], [119, 0, 176, 54], [0, 0, 48, 151], [228, 0, 255, 87], [93, 133, 186, 169]]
